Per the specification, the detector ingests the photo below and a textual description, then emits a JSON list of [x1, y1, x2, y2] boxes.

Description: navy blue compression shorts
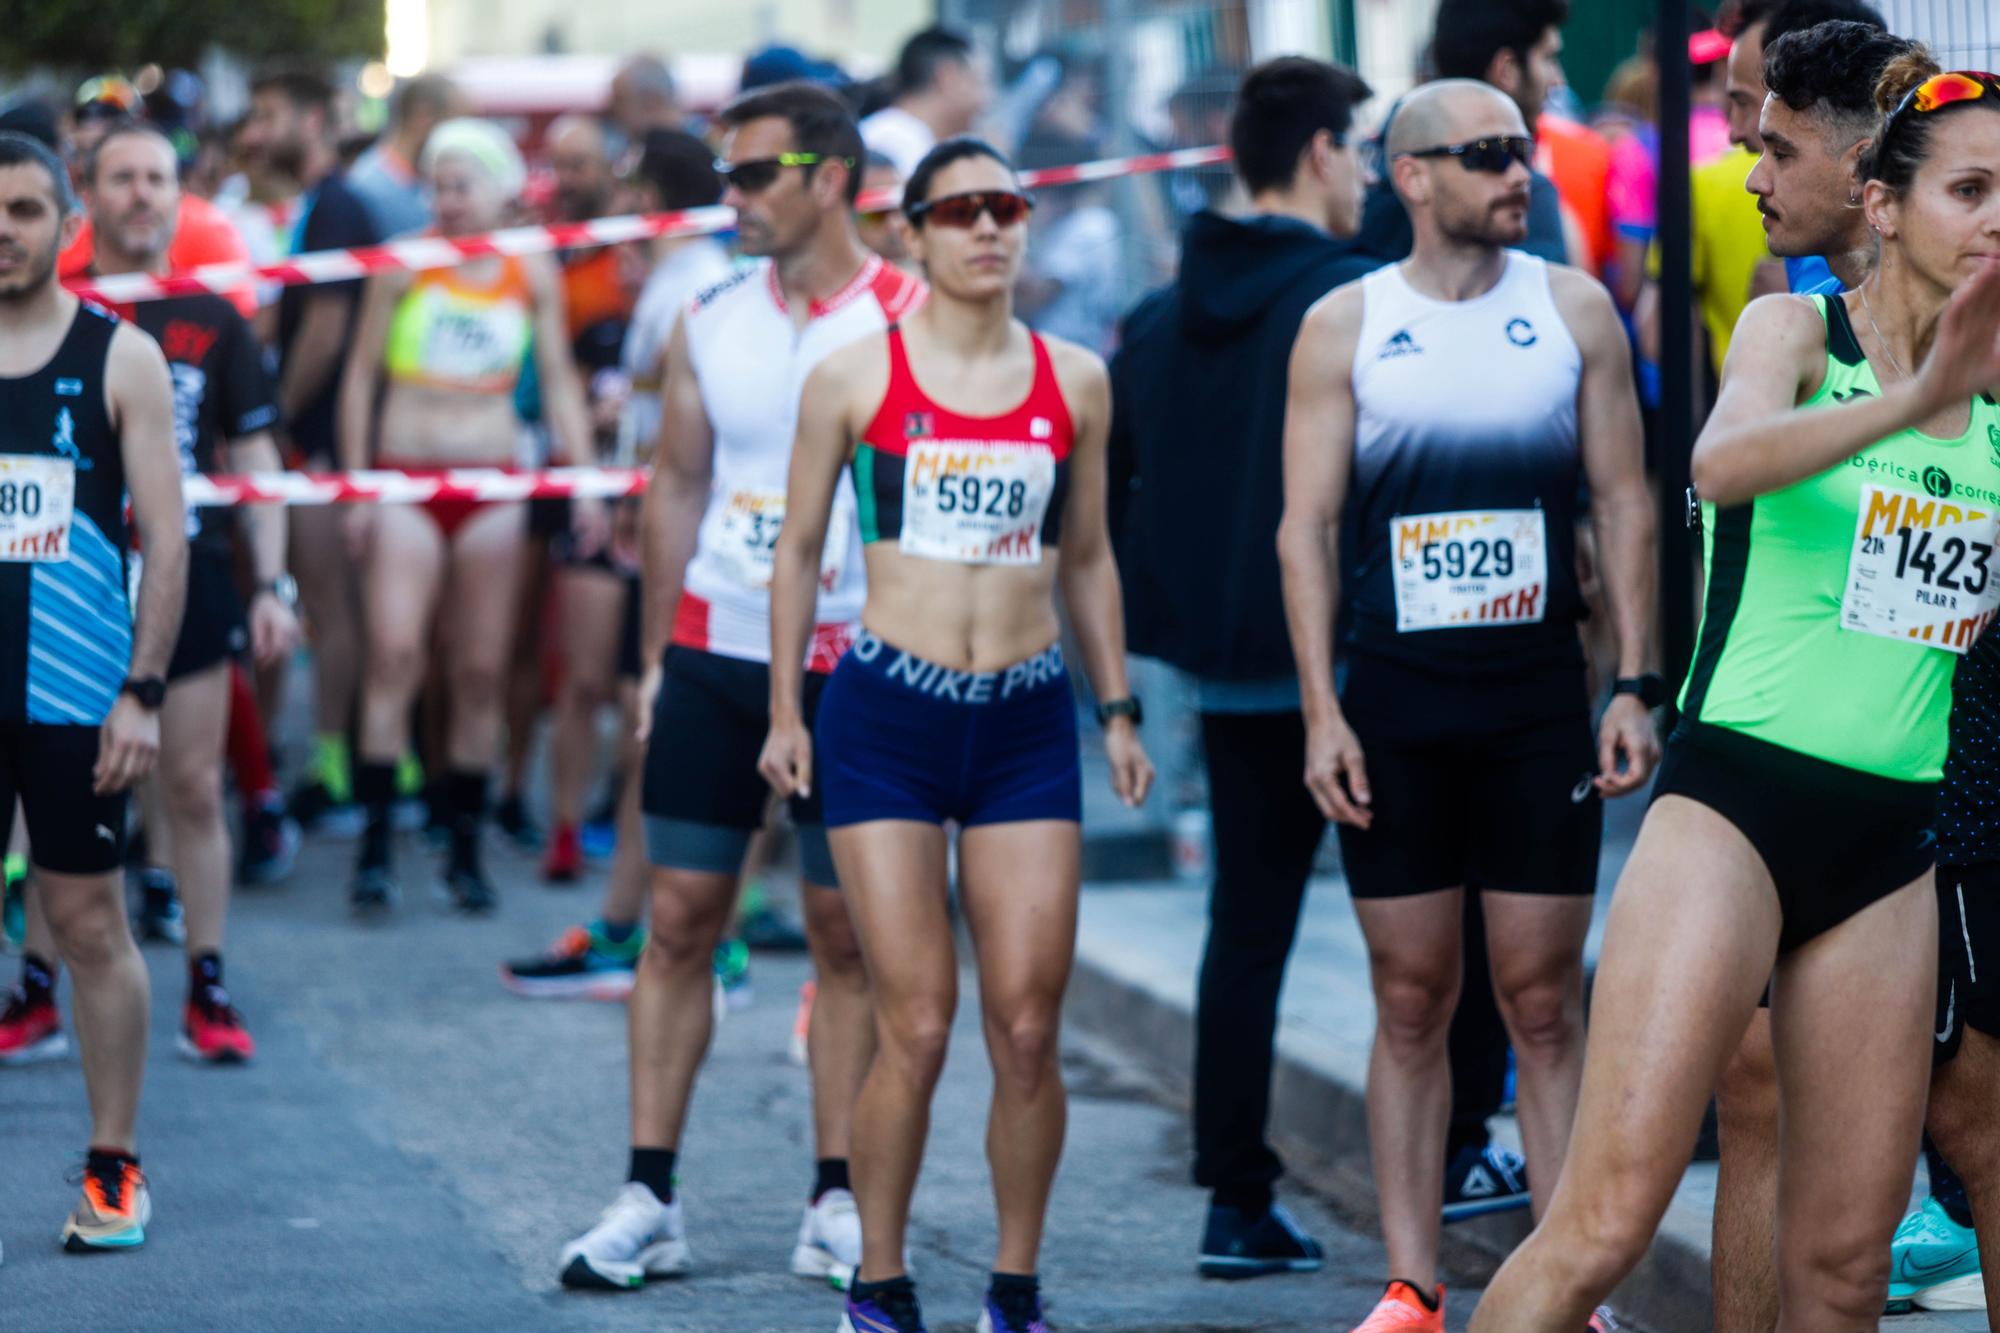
[[815, 631, 1082, 829]]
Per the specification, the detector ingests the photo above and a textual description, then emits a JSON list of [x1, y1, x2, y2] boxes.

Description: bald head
[[549, 113, 613, 222], [610, 56, 680, 137], [1386, 79, 1526, 159]]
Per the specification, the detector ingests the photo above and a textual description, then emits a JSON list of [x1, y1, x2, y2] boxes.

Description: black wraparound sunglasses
[[1399, 135, 1535, 174], [713, 152, 853, 193]]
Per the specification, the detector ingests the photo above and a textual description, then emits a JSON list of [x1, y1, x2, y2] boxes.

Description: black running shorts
[[1937, 861, 2000, 1064], [1651, 722, 1936, 954], [167, 548, 248, 683], [1335, 656, 1601, 900], [0, 723, 128, 874], [640, 646, 834, 885]]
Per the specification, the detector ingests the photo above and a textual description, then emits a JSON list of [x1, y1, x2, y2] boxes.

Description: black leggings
[[1191, 710, 1504, 1197]]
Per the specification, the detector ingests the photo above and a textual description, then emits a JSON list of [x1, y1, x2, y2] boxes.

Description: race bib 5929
[[0, 454, 76, 563], [1391, 508, 1548, 632], [900, 441, 1055, 566], [1842, 483, 2000, 653]]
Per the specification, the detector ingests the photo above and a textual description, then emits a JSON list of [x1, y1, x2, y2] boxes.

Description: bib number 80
[[0, 481, 44, 519], [936, 475, 1027, 519], [1421, 537, 1515, 582]]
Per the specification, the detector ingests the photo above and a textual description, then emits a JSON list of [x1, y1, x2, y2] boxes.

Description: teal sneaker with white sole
[[1886, 1195, 1986, 1313]]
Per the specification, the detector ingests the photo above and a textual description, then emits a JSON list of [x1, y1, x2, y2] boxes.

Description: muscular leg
[[1769, 876, 1934, 1329], [599, 682, 648, 926], [1712, 1011, 1780, 1332], [1928, 1026, 2000, 1311], [40, 869, 150, 1151], [158, 663, 232, 958], [442, 505, 528, 771], [358, 508, 447, 765], [628, 866, 739, 1150], [1353, 887, 1465, 1292], [960, 820, 1081, 1273], [1470, 799, 1779, 1330], [1481, 889, 1593, 1217], [292, 504, 362, 744], [800, 875, 872, 1161], [550, 565, 623, 831], [833, 820, 955, 1283]]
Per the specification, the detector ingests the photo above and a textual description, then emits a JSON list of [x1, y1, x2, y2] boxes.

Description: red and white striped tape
[[68, 145, 1233, 307], [181, 466, 649, 509]]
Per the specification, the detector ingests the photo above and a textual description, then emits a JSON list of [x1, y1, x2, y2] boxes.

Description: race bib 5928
[[1842, 483, 2000, 653], [900, 441, 1055, 566], [0, 454, 76, 563], [1391, 508, 1548, 632]]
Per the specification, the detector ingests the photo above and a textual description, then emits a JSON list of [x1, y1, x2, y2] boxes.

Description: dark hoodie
[[1109, 211, 1383, 681]]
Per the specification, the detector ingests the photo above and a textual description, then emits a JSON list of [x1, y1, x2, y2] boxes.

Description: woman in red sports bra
[[335, 118, 599, 914], [762, 138, 1153, 1333]]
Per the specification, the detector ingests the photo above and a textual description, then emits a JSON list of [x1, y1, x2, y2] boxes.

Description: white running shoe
[[792, 1187, 863, 1286], [558, 1182, 691, 1290]]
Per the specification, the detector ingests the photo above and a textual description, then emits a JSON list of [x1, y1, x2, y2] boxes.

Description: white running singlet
[[674, 254, 926, 670]]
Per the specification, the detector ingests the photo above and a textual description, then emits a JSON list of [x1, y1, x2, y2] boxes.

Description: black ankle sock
[[1926, 1134, 1975, 1228], [1213, 1183, 1272, 1215], [628, 1147, 676, 1202], [852, 1274, 915, 1300], [989, 1271, 1038, 1295], [446, 769, 489, 866], [356, 760, 397, 865], [189, 951, 222, 991], [87, 1145, 138, 1170], [22, 953, 55, 1004], [812, 1157, 850, 1201]]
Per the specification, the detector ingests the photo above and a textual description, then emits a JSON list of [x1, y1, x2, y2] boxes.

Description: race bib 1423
[[1391, 508, 1549, 632], [900, 441, 1055, 566], [0, 454, 76, 563], [1841, 483, 2000, 653]]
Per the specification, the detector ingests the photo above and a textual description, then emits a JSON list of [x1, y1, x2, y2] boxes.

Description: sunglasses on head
[[1888, 70, 2000, 123], [712, 152, 851, 194], [1402, 135, 1535, 174], [905, 190, 1035, 229]]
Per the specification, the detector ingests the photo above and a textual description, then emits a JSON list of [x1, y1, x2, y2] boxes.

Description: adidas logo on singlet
[[1378, 329, 1424, 360]]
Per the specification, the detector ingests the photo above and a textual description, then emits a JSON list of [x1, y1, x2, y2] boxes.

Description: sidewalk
[[1066, 769, 1982, 1331]]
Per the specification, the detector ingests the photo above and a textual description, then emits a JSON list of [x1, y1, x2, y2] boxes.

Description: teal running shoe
[[1887, 1195, 1985, 1312]]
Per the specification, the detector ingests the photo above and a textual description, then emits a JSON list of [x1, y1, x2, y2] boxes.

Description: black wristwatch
[[1613, 674, 1667, 709], [255, 574, 299, 609], [120, 676, 167, 710], [1096, 696, 1144, 728]]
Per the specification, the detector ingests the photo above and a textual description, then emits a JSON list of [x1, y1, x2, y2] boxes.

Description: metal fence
[[1880, 0, 1998, 67]]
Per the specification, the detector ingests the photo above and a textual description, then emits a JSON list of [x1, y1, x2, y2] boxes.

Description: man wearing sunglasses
[[557, 80, 924, 1296], [1279, 78, 1654, 1333]]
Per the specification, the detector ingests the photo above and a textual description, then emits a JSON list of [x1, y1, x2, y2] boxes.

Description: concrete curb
[[1064, 910, 1715, 1333]]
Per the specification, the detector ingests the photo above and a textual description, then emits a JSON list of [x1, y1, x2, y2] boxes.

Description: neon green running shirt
[[1678, 295, 2000, 782]]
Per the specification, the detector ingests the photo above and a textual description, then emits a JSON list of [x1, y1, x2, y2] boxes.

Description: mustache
[[1492, 192, 1530, 210]]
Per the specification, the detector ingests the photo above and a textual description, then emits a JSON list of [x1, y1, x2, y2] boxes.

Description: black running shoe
[[738, 904, 810, 952], [290, 780, 365, 837], [493, 793, 542, 850], [351, 865, 397, 913], [443, 864, 497, 915], [133, 871, 186, 945], [1197, 1201, 1324, 1279], [1441, 1142, 1531, 1223], [236, 801, 301, 886]]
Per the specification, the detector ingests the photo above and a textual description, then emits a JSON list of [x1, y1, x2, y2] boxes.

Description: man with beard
[[0, 129, 187, 1249], [238, 68, 379, 833], [1277, 79, 1655, 1333]]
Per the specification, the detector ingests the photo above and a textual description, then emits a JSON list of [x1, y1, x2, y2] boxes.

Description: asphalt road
[[0, 828, 1480, 1333]]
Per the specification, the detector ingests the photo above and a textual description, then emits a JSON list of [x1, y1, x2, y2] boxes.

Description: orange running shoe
[[63, 1156, 151, 1251], [180, 984, 255, 1063], [1351, 1280, 1444, 1332]]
